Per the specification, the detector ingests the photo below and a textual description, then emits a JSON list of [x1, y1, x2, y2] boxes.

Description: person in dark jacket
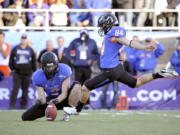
[[67, 29, 99, 85], [66, 29, 99, 108], [9, 34, 36, 109]]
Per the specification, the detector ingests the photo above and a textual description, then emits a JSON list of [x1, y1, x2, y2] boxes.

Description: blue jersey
[[32, 64, 72, 98], [100, 27, 126, 68]]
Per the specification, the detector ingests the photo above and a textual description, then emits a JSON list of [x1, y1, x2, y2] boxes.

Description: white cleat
[[158, 69, 178, 77], [60, 113, 70, 122], [63, 107, 79, 115]]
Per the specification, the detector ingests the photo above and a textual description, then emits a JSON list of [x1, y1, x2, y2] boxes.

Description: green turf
[[0, 110, 180, 135]]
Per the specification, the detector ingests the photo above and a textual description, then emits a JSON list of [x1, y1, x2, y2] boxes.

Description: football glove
[[49, 98, 59, 104]]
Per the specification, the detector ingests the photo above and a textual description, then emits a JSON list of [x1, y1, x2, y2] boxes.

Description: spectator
[[112, 0, 133, 27], [156, 0, 178, 26], [134, 0, 153, 26], [67, 29, 99, 109], [135, 38, 165, 76], [169, 42, 180, 75], [3, 0, 27, 27], [50, 0, 69, 26], [55, 36, 71, 67], [28, 0, 49, 27], [101, 52, 134, 109], [84, 0, 111, 26], [1, 0, 9, 8], [37, 40, 58, 68], [0, 1, 4, 26], [9, 34, 36, 109], [10, 0, 29, 8], [29, 0, 47, 6], [67, 29, 99, 85], [65, 0, 74, 8], [70, 0, 92, 26], [0, 30, 10, 76]]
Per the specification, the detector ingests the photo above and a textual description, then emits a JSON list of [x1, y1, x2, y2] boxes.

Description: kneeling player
[[21, 52, 81, 121]]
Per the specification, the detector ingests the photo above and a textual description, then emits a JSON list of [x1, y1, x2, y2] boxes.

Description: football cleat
[[157, 69, 178, 77], [60, 113, 70, 122], [63, 107, 79, 115]]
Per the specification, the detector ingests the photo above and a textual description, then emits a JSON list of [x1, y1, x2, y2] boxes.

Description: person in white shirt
[[50, 0, 69, 26]]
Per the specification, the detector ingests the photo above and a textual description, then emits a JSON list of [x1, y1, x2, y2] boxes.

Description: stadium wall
[[0, 76, 180, 110]]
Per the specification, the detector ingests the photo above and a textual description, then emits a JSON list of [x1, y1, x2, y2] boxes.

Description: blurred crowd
[[0, 0, 180, 27]]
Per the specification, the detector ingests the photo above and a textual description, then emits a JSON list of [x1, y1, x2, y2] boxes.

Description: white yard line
[[135, 111, 180, 118]]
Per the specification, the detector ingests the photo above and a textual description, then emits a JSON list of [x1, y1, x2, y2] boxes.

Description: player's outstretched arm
[[112, 37, 156, 51]]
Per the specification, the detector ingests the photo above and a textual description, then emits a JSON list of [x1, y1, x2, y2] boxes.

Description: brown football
[[45, 102, 57, 121]]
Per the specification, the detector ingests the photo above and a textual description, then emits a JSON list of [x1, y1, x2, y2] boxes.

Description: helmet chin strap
[[44, 65, 58, 80]]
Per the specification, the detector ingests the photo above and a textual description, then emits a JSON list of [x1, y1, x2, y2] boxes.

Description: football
[[45, 102, 57, 121]]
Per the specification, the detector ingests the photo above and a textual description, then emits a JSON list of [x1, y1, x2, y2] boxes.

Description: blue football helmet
[[98, 13, 119, 36], [41, 52, 59, 80]]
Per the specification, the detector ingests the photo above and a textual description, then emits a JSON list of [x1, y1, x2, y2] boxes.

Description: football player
[[21, 52, 81, 121], [63, 13, 178, 116]]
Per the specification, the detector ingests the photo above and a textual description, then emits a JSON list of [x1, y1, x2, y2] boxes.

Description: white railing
[[0, 8, 180, 32]]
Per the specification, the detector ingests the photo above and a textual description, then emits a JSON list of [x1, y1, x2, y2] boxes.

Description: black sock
[[152, 73, 163, 79], [76, 101, 84, 112]]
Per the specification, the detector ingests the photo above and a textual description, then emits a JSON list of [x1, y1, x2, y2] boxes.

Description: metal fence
[[0, 8, 179, 32]]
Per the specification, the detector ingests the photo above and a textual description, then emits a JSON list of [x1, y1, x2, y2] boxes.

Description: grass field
[[0, 110, 180, 135]]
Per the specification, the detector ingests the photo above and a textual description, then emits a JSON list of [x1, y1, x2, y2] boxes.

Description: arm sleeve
[[66, 41, 75, 61], [32, 72, 42, 87], [70, 11, 79, 25], [31, 49, 37, 72], [27, 5, 35, 22], [63, 65, 72, 78], [154, 43, 165, 57], [5, 43, 10, 55], [170, 52, 180, 66], [8, 47, 16, 70], [91, 40, 100, 61], [37, 50, 44, 63]]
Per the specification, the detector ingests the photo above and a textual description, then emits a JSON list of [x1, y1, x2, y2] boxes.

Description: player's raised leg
[[136, 69, 178, 87]]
